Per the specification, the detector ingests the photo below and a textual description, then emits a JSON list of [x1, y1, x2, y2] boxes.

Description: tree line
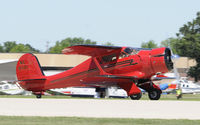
[[0, 41, 40, 53], [0, 38, 113, 53], [142, 12, 200, 81]]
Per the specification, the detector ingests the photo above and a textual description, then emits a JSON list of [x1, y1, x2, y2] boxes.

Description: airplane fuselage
[[16, 45, 173, 100]]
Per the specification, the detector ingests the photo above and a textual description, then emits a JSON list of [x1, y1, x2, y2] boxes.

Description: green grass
[[0, 116, 199, 125], [0, 93, 200, 101]]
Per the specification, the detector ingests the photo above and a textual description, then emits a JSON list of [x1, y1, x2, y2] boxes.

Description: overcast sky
[[0, 0, 200, 51]]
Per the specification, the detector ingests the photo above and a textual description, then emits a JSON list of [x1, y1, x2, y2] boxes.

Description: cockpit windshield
[[124, 48, 138, 55], [124, 47, 151, 55], [119, 47, 151, 59]]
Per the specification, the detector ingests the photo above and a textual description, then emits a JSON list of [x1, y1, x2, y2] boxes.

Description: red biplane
[[16, 45, 173, 100]]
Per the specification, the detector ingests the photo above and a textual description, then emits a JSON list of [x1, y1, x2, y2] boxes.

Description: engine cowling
[[150, 47, 173, 73]]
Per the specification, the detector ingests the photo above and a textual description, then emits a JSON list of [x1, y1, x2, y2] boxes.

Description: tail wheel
[[148, 89, 161, 100], [130, 93, 142, 100], [36, 94, 42, 99]]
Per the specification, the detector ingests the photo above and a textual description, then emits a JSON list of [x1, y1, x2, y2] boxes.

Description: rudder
[[16, 53, 45, 81]]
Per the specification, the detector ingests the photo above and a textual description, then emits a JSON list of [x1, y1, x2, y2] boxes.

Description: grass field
[[0, 94, 200, 101], [0, 116, 199, 125]]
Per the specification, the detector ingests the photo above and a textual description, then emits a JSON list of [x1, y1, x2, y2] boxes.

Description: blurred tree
[[49, 41, 62, 53], [3, 41, 17, 52], [141, 40, 158, 48], [102, 42, 114, 46], [25, 44, 40, 53], [175, 12, 200, 81], [49, 37, 96, 53], [2, 41, 39, 53], [160, 38, 179, 54], [187, 64, 200, 82], [9, 44, 31, 53], [0, 44, 4, 52]]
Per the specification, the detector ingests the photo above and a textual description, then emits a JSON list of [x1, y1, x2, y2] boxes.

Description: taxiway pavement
[[0, 98, 200, 119]]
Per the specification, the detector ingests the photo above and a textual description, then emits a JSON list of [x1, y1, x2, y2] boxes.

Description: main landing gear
[[130, 89, 161, 100], [130, 81, 162, 100]]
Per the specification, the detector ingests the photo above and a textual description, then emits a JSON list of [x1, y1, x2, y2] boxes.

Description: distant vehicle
[[107, 87, 128, 98], [50, 87, 96, 97], [0, 81, 29, 95], [49, 87, 128, 98], [167, 77, 200, 94]]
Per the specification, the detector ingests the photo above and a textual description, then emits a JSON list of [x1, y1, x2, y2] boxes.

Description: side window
[[119, 52, 128, 59], [123, 47, 139, 56], [102, 54, 117, 63], [124, 48, 133, 55], [4, 85, 9, 89]]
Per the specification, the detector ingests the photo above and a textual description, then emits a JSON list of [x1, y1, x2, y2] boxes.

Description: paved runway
[[0, 98, 200, 119]]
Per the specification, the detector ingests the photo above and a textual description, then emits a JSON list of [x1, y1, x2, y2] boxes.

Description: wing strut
[[93, 57, 110, 76]]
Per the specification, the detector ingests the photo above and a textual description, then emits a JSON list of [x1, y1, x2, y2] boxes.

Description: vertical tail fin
[[16, 53, 45, 81]]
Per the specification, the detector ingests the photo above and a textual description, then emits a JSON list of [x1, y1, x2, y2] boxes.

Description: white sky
[[0, 0, 200, 51]]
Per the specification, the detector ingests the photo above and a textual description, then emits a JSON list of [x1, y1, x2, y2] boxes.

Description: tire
[[130, 93, 142, 100], [148, 90, 161, 100], [36, 94, 42, 99]]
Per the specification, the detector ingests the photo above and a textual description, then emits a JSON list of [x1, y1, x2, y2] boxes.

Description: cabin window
[[119, 48, 139, 59], [102, 54, 117, 63], [4, 85, 9, 89], [186, 85, 189, 88], [124, 48, 139, 56], [119, 52, 128, 59]]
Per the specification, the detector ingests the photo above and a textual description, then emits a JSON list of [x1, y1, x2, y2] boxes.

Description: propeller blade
[[170, 49, 181, 89]]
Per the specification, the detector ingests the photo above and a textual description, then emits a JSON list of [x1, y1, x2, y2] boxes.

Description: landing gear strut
[[139, 81, 162, 100], [130, 92, 142, 100]]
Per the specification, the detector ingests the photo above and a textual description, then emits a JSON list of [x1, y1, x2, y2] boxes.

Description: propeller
[[170, 49, 181, 89]]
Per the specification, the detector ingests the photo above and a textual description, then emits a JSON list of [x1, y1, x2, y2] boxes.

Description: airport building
[[0, 53, 197, 82]]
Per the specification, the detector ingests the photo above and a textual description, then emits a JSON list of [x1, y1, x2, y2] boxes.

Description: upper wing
[[62, 45, 122, 57]]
